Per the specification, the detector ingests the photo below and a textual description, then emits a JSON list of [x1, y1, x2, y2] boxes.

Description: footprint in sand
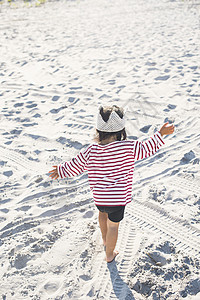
[[23, 122, 38, 127], [145, 61, 156, 66], [10, 129, 22, 135], [181, 150, 195, 164], [34, 150, 41, 155], [3, 170, 13, 177], [66, 90, 75, 95], [56, 137, 68, 145], [55, 116, 64, 121], [69, 86, 82, 90], [180, 279, 200, 298], [164, 104, 176, 112], [52, 95, 60, 101], [147, 67, 158, 71], [0, 217, 6, 223], [10, 253, 31, 270], [167, 104, 176, 109], [50, 106, 67, 114], [4, 141, 12, 145], [83, 211, 94, 218], [155, 75, 170, 81], [33, 113, 41, 118], [99, 94, 112, 100], [68, 97, 75, 103], [79, 274, 91, 281], [68, 97, 80, 105], [26, 103, 37, 109], [140, 125, 151, 133], [44, 281, 60, 294], [41, 277, 63, 295], [14, 102, 24, 108], [193, 158, 199, 165], [189, 66, 198, 71], [107, 80, 115, 85]]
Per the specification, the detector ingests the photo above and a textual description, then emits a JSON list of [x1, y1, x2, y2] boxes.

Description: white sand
[[0, 0, 200, 299]]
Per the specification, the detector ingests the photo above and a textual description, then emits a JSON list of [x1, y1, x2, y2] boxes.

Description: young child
[[49, 105, 174, 263]]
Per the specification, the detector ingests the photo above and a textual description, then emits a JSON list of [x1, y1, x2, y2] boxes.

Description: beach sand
[[0, 0, 200, 299]]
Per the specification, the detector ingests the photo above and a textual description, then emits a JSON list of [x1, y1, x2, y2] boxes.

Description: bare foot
[[106, 250, 119, 263]]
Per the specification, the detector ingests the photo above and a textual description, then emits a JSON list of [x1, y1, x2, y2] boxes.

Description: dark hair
[[94, 105, 127, 144]]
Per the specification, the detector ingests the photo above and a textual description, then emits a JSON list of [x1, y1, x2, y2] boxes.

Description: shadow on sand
[[107, 260, 136, 300]]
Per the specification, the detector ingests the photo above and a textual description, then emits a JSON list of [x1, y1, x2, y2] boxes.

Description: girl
[[49, 105, 174, 263]]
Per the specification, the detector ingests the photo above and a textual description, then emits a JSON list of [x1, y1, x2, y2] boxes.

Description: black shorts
[[96, 205, 125, 223]]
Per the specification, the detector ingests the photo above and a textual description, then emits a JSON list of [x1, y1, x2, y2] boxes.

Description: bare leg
[[106, 219, 119, 262], [98, 211, 108, 246]]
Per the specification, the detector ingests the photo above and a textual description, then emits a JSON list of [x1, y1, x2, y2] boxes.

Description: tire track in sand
[[90, 220, 142, 300], [0, 145, 45, 173], [170, 173, 200, 195], [126, 200, 200, 258], [0, 144, 89, 188], [90, 196, 200, 299]]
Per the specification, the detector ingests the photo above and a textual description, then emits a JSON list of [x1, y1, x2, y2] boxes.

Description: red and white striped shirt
[[57, 131, 165, 206]]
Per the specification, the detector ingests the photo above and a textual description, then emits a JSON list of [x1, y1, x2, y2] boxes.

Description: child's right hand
[[48, 166, 59, 180], [159, 122, 174, 137]]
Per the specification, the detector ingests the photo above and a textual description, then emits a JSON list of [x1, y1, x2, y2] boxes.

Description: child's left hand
[[159, 122, 175, 137], [49, 166, 59, 180]]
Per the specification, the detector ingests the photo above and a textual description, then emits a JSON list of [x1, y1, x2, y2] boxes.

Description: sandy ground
[[0, 0, 200, 299]]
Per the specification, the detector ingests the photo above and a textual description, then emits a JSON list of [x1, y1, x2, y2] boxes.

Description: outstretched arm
[[48, 144, 92, 180], [134, 122, 174, 161]]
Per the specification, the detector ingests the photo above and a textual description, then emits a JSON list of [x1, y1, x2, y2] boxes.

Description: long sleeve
[[57, 144, 92, 179], [134, 130, 165, 161]]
